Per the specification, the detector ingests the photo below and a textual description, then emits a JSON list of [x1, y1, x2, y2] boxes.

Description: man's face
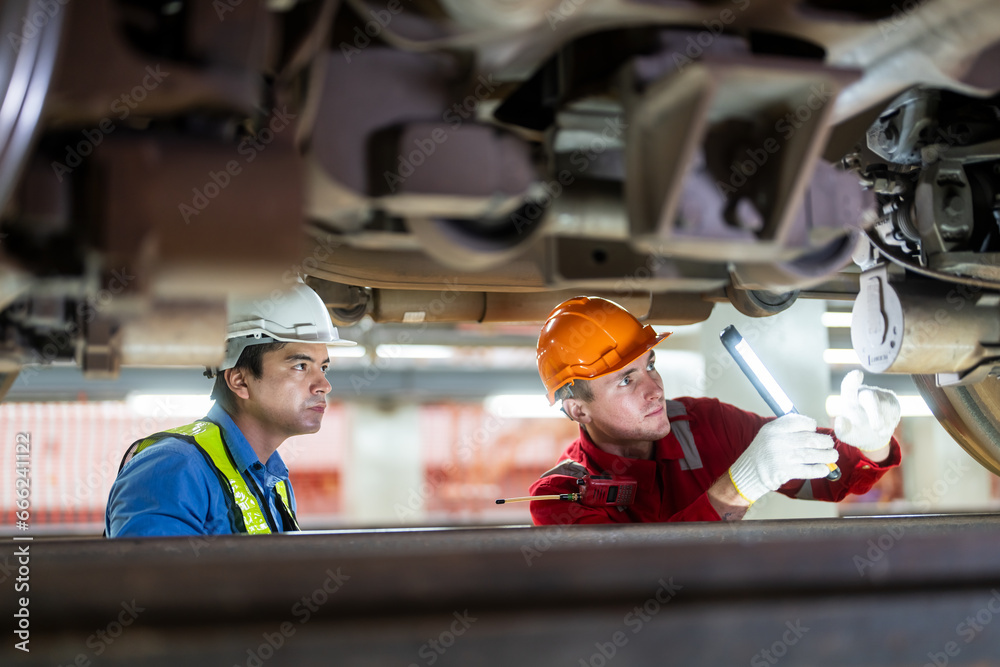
[[241, 342, 332, 438], [568, 350, 671, 447]]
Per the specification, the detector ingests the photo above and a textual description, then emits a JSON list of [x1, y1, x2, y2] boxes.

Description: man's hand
[[834, 370, 900, 460], [728, 413, 838, 504]]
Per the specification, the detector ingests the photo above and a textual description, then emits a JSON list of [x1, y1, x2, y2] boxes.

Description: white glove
[[834, 370, 901, 452], [729, 413, 839, 503]]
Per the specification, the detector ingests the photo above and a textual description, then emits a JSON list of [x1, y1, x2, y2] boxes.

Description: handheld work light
[[720, 325, 841, 481]]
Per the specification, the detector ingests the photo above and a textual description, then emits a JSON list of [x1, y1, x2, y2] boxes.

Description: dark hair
[[211, 341, 288, 414], [554, 378, 593, 403]]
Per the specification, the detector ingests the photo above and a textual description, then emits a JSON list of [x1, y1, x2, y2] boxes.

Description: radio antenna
[[495, 494, 579, 504]]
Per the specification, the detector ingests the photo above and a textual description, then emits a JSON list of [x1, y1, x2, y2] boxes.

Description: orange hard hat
[[536, 296, 671, 404]]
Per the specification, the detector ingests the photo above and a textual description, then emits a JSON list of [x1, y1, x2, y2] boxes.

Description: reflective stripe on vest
[[131, 421, 294, 535]]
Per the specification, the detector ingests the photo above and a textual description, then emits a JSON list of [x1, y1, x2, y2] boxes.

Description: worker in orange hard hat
[[529, 296, 903, 525]]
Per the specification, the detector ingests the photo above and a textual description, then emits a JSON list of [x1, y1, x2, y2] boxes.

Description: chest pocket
[[667, 401, 703, 471]]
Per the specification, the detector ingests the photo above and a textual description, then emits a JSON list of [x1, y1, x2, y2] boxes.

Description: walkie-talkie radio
[[576, 474, 637, 507], [496, 473, 637, 508]]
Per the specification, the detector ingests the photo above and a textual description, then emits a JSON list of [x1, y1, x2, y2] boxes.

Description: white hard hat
[[215, 282, 356, 374]]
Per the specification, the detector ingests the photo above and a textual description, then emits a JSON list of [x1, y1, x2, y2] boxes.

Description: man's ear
[[225, 368, 251, 400], [561, 398, 591, 424]]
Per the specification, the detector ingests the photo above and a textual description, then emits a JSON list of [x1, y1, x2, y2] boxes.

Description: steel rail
[[4, 514, 1000, 665]]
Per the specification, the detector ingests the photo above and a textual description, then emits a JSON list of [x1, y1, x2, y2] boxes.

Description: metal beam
[[4, 515, 1000, 665], [4, 365, 544, 402]]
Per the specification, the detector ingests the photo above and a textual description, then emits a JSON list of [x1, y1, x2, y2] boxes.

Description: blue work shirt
[[105, 403, 297, 537]]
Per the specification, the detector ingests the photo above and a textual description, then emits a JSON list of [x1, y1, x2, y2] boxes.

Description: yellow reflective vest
[[125, 420, 298, 534]]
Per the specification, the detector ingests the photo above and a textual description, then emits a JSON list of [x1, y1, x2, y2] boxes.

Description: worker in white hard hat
[[105, 282, 355, 537]]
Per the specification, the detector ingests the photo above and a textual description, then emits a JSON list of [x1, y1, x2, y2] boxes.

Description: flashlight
[[720, 325, 841, 481]]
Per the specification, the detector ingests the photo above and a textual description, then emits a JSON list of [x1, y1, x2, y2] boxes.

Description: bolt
[[944, 194, 965, 217], [876, 124, 898, 152]]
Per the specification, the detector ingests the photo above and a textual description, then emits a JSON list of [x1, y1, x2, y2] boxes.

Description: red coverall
[[529, 397, 901, 525]]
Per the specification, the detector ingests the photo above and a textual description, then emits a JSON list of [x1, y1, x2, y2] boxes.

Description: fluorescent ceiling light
[[823, 348, 861, 365], [821, 312, 853, 328], [826, 394, 932, 418], [484, 394, 565, 419], [328, 345, 366, 358], [126, 394, 214, 418], [376, 344, 454, 359]]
